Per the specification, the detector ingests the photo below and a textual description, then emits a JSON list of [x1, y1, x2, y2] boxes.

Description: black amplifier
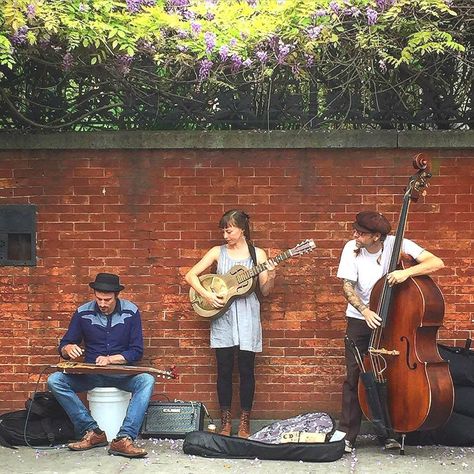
[[141, 401, 206, 439]]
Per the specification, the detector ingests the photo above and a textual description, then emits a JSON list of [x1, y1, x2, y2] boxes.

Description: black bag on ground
[[183, 431, 345, 462], [405, 342, 474, 447], [438, 342, 474, 386], [0, 409, 75, 449], [454, 386, 474, 418], [405, 412, 474, 447], [25, 391, 68, 418]]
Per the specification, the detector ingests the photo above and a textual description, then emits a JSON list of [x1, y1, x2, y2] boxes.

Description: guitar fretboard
[[236, 250, 292, 283]]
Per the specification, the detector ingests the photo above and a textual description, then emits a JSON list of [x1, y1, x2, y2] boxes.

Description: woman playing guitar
[[185, 209, 277, 439]]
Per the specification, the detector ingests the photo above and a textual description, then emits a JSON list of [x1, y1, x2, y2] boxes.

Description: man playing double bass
[[337, 211, 444, 453], [48, 273, 155, 458]]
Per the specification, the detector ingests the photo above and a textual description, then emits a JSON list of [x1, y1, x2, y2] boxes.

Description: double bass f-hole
[[400, 336, 417, 370]]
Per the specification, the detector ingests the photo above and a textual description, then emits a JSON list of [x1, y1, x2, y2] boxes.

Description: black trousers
[[339, 317, 371, 444], [215, 346, 256, 412]]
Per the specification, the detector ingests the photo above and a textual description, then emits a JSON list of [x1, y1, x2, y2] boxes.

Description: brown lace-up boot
[[237, 410, 251, 438], [219, 409, 232, 436], [108, 436, 147, 458], [68, 429, 108, 451]]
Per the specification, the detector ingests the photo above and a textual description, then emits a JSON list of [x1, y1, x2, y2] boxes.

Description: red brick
[[0, 148, 472, 415]]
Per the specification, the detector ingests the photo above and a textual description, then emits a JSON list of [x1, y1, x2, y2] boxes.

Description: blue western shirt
[[58, 299, 144, 364]]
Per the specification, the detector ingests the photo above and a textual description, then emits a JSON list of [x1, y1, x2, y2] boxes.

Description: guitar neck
[[240, 250, 292, 282]]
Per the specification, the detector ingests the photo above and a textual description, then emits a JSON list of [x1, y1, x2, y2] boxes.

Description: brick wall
[[0, 142, 472, 420]]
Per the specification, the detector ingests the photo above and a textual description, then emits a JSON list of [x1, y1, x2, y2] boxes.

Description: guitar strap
[[248, 243, 264, 303]]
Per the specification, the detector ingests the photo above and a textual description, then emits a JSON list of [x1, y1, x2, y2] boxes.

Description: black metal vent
[[0, 205, 37, 266]]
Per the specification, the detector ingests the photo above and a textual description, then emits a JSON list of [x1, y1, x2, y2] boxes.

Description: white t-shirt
[[337, 235, 424, 320]]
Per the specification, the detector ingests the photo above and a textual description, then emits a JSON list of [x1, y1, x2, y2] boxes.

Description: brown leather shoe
[[237, 410, 251, 438], [68, 429, 108, 451], [219, 409, 232, 436], [108, 436, 147, 458]]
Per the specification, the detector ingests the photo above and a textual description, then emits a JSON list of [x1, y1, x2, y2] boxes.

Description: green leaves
[[0, 0, 467, 74]]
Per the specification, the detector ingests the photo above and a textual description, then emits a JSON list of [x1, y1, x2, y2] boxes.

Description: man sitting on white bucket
[[48, 273, 155, 458]]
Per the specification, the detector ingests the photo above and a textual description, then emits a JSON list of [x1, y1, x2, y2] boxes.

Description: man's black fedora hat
[[89, 273, 124, 292]]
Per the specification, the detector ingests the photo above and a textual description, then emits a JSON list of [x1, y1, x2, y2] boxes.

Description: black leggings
[[215, 346, 256, 412]]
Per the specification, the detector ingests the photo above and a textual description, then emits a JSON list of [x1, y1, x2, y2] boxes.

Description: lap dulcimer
[[50, 361, 177, 380]]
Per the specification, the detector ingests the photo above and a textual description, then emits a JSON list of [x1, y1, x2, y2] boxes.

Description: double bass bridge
[[368, 348, 400, 356]]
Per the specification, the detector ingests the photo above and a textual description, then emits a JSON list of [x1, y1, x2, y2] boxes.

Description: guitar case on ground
[[183, 431, 344, 462], [182, 412, 345, 462]]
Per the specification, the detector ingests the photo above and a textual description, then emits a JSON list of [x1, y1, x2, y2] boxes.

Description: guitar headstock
[[157, 365, 178, 380], [289, 239, 316, 257], [405, 153, 432, 203]]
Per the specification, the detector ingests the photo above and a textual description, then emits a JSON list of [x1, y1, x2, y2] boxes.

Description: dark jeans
[[215, 346, 256, 412], [339, 317, 371, 444]]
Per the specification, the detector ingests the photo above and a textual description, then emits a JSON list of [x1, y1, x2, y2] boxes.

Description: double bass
[[357, 154, 453, 438]]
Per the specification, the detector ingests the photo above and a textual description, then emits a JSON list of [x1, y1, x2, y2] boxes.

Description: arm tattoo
[[342, 279, 368, 315]]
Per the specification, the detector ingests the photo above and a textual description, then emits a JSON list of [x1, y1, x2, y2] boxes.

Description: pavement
[[1, 434, 473, 474]]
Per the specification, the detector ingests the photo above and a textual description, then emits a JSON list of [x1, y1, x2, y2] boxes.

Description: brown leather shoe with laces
[[108, 436, 147, 458], [219, 409, 232, 436], [237, 410, 251, 438], [68, 429, 108, 451]]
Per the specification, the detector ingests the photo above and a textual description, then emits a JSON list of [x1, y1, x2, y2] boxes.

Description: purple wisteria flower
[[183, 10, 195, 19], [62, 52, 74, 72], [126, 0, 142, 13], [191, 22, 202, 35], [329, 1, 340, 14], [312, 8, 327, 18], [116, 54, 133, 75], [304, 54, 314, 67], [247, 0, 257, 6], [256, 50, 268, 63], [167, 0, 189, 7], [229, 38, 237, 47], [199, 58, 213, 80], [378, 59, 387, 73], [204, 31, 216, 53], [230, 53, 243, 73], [276, 42, 291, 64], [10, 26, 29, 46], [307, 26, 323, 40], [349, 7, 361, 17], [366, 8, 378, 25], [219, 45, 230, 61], [376, 0, 395, 10], [177, 29, 188, 38], [26, 4, 36, 19], [205, 12, 215, 21], [243, 58, 252, 67], [126, 0, 155, 14], [78, 2, 89, 12]]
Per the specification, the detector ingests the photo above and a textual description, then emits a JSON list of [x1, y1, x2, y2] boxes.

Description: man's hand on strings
[[361, 308, 382, 329], [62, 344, 83, 360], [387, 269, 410, 286]]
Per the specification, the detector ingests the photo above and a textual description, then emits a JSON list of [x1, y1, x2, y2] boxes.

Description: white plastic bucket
[[87, 387, 131, 441]]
